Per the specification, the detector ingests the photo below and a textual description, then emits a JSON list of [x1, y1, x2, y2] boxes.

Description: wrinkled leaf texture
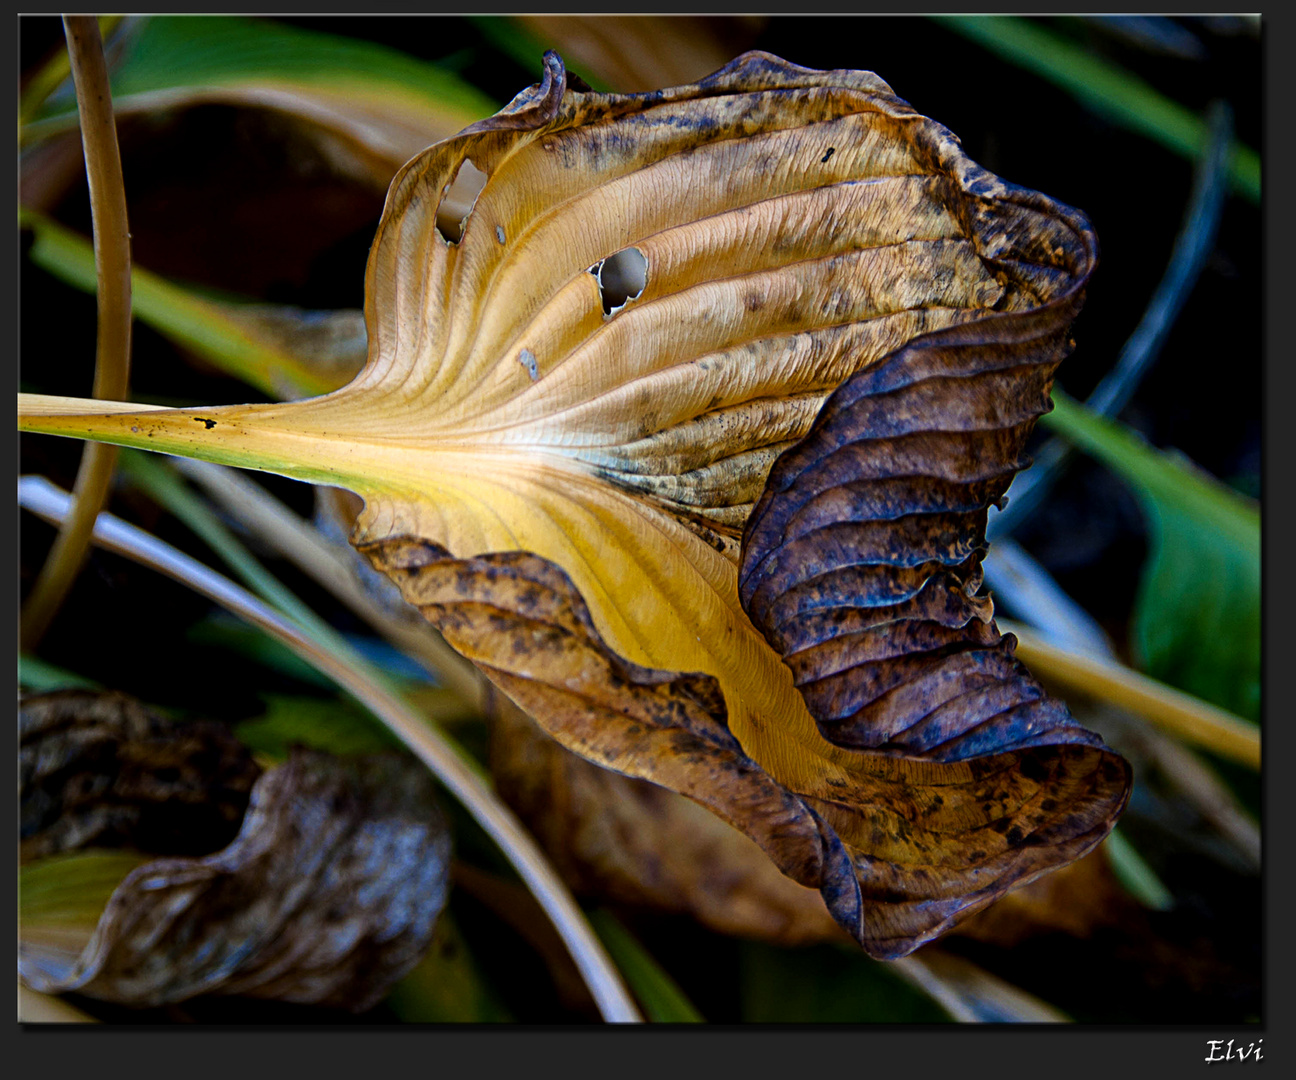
[[19, 51, 1132, 957], [356, 51, 1132, 956], [19, 694, 450, 1011]]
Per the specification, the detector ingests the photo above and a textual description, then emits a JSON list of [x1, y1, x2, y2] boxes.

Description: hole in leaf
[[596, 247, 647, 317], [435, 159, 489, 244]]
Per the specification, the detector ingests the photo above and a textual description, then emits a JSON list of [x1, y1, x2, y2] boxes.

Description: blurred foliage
[[1045, 393, 1260, 722]]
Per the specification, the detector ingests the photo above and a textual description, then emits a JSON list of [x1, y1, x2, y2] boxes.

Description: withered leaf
[[19, 51, 1131, 956], [488, 690, 844, 946], [20, 690, 261, 864], [736, 202, 1132, 953], [20, 732, 451, 1012]]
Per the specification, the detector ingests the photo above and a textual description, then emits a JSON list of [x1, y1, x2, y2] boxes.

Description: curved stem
[[21, 16, 133, 650], [18, 475, 643, 1024]]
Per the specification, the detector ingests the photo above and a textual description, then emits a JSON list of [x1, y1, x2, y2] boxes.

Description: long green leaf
[[384, 911, 513, 1022], [739, 940, 949, 1023], [1043, 392, 1260, 721], [587, 910, 704, 1023], [235, 693, 403, 759], [28, 15, 496, 135], [22, 210, 347, 400], [18, 654, 102, 693], [1104, 829, 1174, 912], [935, 16, 1260, 203]]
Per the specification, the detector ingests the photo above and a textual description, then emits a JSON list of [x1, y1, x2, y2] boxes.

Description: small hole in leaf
[[518, 348, 539, 381], [435, 159, 489, 244], [597, 247, 647, 317]]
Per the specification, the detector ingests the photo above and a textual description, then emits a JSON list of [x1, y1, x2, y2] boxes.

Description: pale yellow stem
[[1004, 620, 1260, 770]]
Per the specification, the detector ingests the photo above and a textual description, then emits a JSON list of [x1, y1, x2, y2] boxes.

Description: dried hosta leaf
[[20, 747, 451, 1012], [736, 205, 1132, 952], [489, 691, 843, 946], [19, 691, 260, 864], [20, 52, 1130, 956]]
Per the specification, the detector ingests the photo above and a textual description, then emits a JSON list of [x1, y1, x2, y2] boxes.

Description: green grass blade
[[1043, 392, 1260, 721], [28, 15, 497, 135], [18, 654, 103, 693], [117, 450, 333, 640], [587, 910, 704, 1023], [934, 16, 1259, 202], [739, 940, 949, 1023], [1104, 828, 1175, 911], [21, 210, 344, 400], [234, 693, 403, 759], [384, 912, 513, 1022]]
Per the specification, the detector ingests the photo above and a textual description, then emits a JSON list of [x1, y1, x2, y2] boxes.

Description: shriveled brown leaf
[[20, 51, 1130, 958], [20, 690, 260, 864], [489, 691, 844, 946], [20, 740, 451, 1012]]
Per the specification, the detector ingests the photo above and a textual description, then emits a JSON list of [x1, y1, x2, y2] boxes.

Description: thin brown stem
[[21, 16, 133, 650]]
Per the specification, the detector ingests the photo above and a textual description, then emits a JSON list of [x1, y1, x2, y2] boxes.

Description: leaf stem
[[17, 474, 643, 1024], [20, 17, 133, 651]]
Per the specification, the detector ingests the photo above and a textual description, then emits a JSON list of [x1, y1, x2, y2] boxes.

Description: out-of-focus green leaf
[[384, 912, 512, 1022], [738, 940, 949, 1023], [935, 16, 1260, 203], [235, 693, 403, 760], [1043, 392, 1260, 721], [17, 15, 124, 126], [26, 15, 497, 175], [587, 910, 703, 1023], [22, 210, 353, 400], [186, 613, 335, 690], [469, 15, 608, 88], [1104, 828, 1174, 911], [20, 850, 153, 965], [18, 654, 102, 693]]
